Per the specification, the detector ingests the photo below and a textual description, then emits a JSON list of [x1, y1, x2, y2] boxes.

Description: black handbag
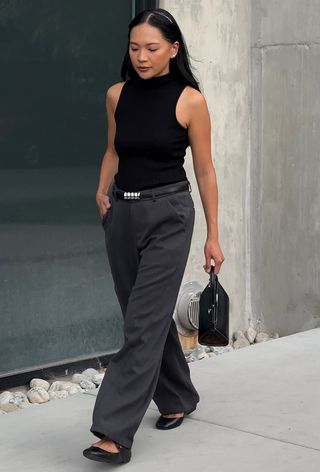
[[198, 264, 229, 346]]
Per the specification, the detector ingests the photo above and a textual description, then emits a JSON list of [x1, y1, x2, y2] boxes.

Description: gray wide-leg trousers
[[90, 180, 200, 449]]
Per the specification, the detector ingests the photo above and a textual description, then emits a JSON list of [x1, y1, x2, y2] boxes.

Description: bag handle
[[209, 264, 217, 285]]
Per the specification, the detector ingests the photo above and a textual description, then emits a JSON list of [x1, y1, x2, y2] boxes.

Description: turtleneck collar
[[131, 70, 176, 88]]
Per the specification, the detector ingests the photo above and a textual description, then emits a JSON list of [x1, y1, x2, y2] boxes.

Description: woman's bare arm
[[186, 88, 225, 274], [96, 82, 124, 218]]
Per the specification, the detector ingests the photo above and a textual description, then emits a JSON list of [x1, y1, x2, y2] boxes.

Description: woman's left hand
[[203, 238, 225, 274]]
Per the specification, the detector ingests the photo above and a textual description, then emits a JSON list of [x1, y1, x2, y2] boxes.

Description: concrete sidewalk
[[1, 328, 320, 471]]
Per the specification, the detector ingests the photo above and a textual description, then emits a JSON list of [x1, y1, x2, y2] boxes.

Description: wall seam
[[245, 0, 253, 325]]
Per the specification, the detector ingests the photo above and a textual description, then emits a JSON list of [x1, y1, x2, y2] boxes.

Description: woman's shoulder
[[106, 81, 126, 99], [106, 81, 127, 111], [179, 85, 208, 123], [182, 85, 206, 107]]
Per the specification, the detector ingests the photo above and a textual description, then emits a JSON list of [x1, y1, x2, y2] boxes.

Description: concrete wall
[[251, 0, 320, 334], [160, 0, 252, 334], [161, 0, 320, 336]]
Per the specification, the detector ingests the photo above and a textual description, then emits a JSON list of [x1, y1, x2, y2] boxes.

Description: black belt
[[113, 180, 191, 200]]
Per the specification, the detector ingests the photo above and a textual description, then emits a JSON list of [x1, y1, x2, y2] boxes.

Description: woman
[[83, 7, 224, 465]]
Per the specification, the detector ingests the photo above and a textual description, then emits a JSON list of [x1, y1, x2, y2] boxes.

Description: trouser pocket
[[165, 191, 195, 230]]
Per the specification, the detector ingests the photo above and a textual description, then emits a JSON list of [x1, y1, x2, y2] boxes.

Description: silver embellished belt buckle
[[123, 191, 141, 200]]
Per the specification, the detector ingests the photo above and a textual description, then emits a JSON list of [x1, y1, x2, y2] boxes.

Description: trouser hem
[[158, 401, 199, 416]]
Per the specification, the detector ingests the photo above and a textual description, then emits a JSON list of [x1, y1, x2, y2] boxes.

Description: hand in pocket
[[96, 192, 112, 220]]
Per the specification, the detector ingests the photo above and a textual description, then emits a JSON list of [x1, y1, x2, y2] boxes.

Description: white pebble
[[245, 321, 257, 344], [30, 378, 50, 391], [49, 381, 81, 393], [49, 390, 69, 400], [233, 330, 245, 341], [0, 391, 18, 412], [66, 385, 83, 395], [11, 391, 30, 409], [255, 332, 271, 343], [72, 373, 87, 384], [185, 354, 196, 363], [211, 345, 234, 355], [233, 337, 250, 349], [92, 373, 104, 385], [81, 368, 100, 381], [27, 387, 50, 404], [79, 379, 96, 390]]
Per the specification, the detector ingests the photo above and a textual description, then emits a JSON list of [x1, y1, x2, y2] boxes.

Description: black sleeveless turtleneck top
[[113, 71, 190, 191]]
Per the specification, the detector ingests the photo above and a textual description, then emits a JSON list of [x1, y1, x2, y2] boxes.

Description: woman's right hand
[[96, 191, 112, 219]]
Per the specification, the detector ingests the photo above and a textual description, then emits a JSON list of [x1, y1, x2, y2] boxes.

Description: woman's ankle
[[162, 412, 184, 418]]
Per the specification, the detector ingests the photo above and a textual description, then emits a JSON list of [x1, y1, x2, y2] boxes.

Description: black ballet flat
[[155, 408, 196, 430], [82, 443, 131, 464]]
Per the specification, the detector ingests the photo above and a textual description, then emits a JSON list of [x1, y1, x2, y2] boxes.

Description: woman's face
[[129, 23, 179, 79]]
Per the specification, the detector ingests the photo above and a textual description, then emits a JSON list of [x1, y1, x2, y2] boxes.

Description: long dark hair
[[120, 8, 200, 91]]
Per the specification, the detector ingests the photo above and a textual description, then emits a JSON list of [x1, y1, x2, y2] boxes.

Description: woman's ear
[[171, 41, 179, 58]]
